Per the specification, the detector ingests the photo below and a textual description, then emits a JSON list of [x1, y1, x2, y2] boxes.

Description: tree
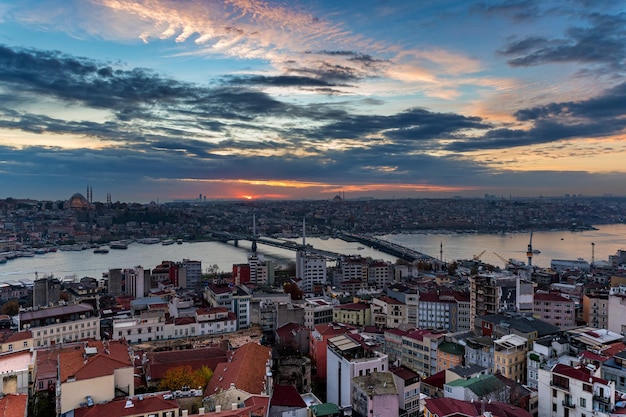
[[283, 283, 303, 301], [158, 365, 204, 391], [195, 365, 213, 387], [1, 300, 19, 316]]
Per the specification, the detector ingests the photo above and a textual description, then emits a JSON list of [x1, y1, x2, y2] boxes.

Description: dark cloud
[[447, 81, 626, 151], [499, 12, 626, 68], [223, 74, 340, 87], [311, 107, 489, 141]]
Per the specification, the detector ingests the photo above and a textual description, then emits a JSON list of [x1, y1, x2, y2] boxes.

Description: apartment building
[[533, 292, 576, 328], [493, 334, 528, 384], [538, 364, 615, 417], [391, 365, 421, 417], [296, 251, 327, 293], [332, 302, 371, 326], [19, 303, 100, 347], [608, 286, 626, 335], [401, 329, 446, 378], [367, 261, 393, 289], [417, 289, 470, 332], [582, 287, 609, 329], [371, 295, 408, 329], [326, 334, 389, 413]]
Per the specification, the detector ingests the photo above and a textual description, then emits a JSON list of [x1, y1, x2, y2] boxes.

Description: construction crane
[[473, 250, 486, 261], [493, 252, 525, 269]]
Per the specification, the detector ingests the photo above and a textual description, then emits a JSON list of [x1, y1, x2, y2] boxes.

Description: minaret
[[251, 213, 257, 255], [440, 241, 443, 263]]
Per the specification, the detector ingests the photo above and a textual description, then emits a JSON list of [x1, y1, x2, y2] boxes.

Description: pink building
[[533, 292, 576, 328]]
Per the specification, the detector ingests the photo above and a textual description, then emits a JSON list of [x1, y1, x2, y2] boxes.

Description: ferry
[[94, 246, 110, 254], [109, 241, 128, 250], [161, 239, 175, 246], [177, 239, 183, 244]]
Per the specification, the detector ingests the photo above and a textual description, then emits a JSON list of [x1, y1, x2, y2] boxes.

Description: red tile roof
[[276, 322, 302, 339], [553, 363, 609, 385], [405, 329, 445, 342], [270, 384, 307, 408], [205, 342, 271, 396], [425, 397, 532, 417], [534, 293, 573, 302], [146, 346, 228, 380], [0, 330, 32, 344], [314, 322, 356, 336], [59, 340, 132, 382], [0, 393, 27, 417], [73, 393, 178, 417]]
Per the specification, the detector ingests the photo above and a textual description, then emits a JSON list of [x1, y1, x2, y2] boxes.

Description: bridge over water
[[210, 230, 440, 265]]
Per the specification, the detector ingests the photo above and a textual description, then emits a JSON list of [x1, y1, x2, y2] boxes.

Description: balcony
[[562, 400, 576, 409], [550, 381, 569, 392], [593, 395, 612, 404]]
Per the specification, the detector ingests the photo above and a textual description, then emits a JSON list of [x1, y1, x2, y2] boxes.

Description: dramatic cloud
[[500, 12, 626, 69]]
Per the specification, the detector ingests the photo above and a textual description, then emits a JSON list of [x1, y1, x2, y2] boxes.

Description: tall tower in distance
[[526, 230, 533, 267]]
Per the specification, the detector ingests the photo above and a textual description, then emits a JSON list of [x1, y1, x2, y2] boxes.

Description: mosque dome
[[66, 193, 90, 209]]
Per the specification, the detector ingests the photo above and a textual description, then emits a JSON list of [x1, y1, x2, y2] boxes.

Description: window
[[7, 344, 12, 351], [553, 403, 557, 412], [580, 398, 586, 407]]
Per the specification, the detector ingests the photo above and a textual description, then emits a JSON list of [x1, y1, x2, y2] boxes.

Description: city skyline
[[1, 0, 626, 202]]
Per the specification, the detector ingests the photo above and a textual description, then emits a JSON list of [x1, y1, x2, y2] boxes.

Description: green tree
[[158, 365, 204, 391]]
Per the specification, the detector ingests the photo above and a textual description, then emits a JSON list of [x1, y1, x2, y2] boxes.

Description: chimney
[[215, 405, 222, 413], [232, 403, 238, 410], [198, 407, 205, 415], [182, 410, 188, 417]]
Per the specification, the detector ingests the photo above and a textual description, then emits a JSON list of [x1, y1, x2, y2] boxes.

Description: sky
[[1, 0, 626, 202]]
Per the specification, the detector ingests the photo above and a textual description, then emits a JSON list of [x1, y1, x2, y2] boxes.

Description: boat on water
[[109, 241, 128, 250], [161, 239, 175, 246], [176, 239, 183, 244], [0, 257, 6, 264], [357, 246, 365, 250], [139, 237, 160, 244], [320, 236, 329, 240], [532, 249, 541, 254], [94, 246, 110, 254]]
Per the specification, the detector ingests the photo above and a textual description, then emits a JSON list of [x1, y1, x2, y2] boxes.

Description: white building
[[326, 334, 389, 413], [296, 251, 327, 293], [19, 303, 100, 347], [538, 363, 615, 417], [302, 297, 336, 330], [608, 285, 626, 335], [205, 284, 251, 330]]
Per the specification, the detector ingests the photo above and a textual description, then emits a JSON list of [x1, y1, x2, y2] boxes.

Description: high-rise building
[[296, 250, 327, 293]]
